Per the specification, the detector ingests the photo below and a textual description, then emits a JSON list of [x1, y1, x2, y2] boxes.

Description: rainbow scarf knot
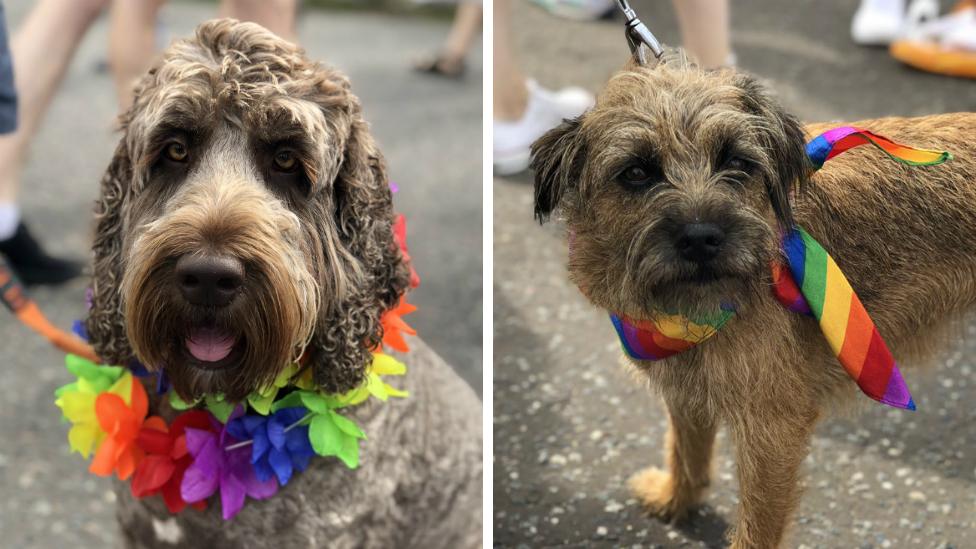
[[610, 306, 734, 361], [609, 125, 951, 411]]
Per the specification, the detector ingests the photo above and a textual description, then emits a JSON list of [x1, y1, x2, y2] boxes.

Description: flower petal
[[181, 459, 219, 503], [131, 455, 175, 497], [252, 456, 275, 483], [241, 466, 278, 500], [268, 447, 293, 485], [219, 471, 246, 520], [266, 417, 286, 450]]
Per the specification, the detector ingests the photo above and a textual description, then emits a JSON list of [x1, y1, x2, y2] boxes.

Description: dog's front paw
[[628, 467, 699, 522]]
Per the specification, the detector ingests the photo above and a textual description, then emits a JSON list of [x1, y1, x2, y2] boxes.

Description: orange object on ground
[[890, 41, 976, 79], [890, 0, 976, 79]]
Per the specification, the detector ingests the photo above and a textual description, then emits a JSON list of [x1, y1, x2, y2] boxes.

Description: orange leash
[[0, 257, 99, 362]]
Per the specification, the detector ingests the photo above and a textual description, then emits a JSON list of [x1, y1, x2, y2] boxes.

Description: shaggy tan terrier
[[531, 52, 975, 548]]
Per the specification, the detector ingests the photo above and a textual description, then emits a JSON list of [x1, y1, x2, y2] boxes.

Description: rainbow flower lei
[[55, 213, 420, 520]]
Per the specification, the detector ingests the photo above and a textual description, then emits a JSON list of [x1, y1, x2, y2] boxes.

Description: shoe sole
[[890, 40, 976, 78], [493, 149, 532, 176]]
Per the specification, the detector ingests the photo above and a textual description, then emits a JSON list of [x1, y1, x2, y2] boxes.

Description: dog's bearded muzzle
[[619, 210, 776, 313], [120, 182, 319, 401]]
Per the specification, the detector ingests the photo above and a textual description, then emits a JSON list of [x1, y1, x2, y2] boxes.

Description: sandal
[[890, 0, 976, 78], [413, 54, 466, 79]]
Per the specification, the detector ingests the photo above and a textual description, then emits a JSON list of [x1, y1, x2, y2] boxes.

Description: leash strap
[[0, 256, 97, 361]]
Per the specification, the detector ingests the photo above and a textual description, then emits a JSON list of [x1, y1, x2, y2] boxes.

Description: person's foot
[[851, 0, 911, 45], [494, 80, 594, 176], [0, 221, 83, 286], [890, 0, 976, 78], [529, 0, 616, 21], [413, 53, 467, 79]]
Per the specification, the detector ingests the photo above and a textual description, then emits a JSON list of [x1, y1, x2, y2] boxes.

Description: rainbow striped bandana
[[610, 126, 952, 411]]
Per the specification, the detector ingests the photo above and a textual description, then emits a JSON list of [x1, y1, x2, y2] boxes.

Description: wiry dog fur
[[532, 51, 976, 548], [85, 19, 481, 548]]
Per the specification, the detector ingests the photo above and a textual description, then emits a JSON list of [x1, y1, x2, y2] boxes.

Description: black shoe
[[0, 221, 83, 286]]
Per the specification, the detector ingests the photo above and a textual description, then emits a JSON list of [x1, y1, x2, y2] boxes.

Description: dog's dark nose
[[175, 254, 244, 306], [676, 223, 725, 263]]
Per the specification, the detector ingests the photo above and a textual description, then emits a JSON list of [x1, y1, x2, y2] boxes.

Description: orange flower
[[89, 373, 149, 480], [380, 299, 417, 353]]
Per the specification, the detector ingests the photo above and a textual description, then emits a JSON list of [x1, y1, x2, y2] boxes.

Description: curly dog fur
[[87, 18, 407, 400], [84, 19, 481, 548], [532, 51, 976, 548]]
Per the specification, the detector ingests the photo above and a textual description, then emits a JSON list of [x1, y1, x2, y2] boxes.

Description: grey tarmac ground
[[0, 1, 481, 546], [494, 1, 976, 548]]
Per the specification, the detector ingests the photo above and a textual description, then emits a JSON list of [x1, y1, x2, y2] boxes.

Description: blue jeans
[[0, 3, 17, 135]]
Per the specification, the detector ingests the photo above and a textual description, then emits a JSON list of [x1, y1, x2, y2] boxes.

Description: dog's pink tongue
[[186, 328, 235, 362]]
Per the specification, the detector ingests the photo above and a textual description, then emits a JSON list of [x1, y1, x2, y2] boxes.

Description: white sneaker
[[529, 0, 616, 21], [851, 0, 910, 45], [902, 0, 976, 45], [493, 80, 594, 176]]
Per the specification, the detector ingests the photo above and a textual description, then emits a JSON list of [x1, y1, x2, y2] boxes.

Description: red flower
[[131, 410, 212, 513], [393, 215, 420, 288]]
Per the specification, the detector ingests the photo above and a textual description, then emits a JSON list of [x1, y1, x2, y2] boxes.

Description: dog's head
[[532, 52, 809, 317], [86, 19, 409, 401]]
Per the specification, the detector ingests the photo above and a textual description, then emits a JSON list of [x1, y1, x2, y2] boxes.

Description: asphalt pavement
[[0, 2, 481, 546], [494, 1, 976, 547]]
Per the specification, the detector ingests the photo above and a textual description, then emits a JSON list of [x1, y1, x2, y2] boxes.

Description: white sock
[[0, 203, 20, 241], [861, 0, 905, 15]]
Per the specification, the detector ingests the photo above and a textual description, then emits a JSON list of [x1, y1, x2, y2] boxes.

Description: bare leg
[[109, 0, 166, 113], [220, 0, 298, 43], [727, 407, 819, 548], [670, 0, 731, 69], [0, 0, 107, 203], [629, 402, 717, 520], [493, 0, 528, 122], [414, 3, 481, 77], [442, 3, 482, 62]]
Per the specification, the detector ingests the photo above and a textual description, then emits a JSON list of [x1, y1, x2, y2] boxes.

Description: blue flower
[[227, 407, 314, 486]]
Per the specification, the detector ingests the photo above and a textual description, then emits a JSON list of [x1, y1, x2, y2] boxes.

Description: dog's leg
[[628, 402, 716, 521], [726, 405, 819, 549]]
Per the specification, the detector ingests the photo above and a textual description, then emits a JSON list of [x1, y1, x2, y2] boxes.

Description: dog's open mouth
[[185, 324, 244, 370]]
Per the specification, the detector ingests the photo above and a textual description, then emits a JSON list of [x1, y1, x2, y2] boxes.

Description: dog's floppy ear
[[735, 74, 809, 229], [85, 141, 134, 364], [530, 116, 585, 223], [305, 81, 409, 394]]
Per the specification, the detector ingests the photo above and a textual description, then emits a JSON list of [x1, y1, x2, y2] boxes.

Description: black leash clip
[[616, 0, 663, 65]]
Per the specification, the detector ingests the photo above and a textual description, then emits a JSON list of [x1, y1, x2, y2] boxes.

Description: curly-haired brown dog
[[84, 19, 480, 548], [532, 52, 976, 548]]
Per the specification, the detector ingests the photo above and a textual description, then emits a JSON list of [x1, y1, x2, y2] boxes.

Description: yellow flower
[[56, 373, 133, 458]]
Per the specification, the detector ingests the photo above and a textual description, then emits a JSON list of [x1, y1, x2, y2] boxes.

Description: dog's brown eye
[[624, 166, 648, 181], [618, 163, 661, 189], [165, 142, 188, 162], [273, 150, 298, 172], [725, 157, 748, 172]]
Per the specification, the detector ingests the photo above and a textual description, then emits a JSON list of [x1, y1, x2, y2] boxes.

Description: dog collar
[[610, 127, 951, 411], [55, 214, 420, 520]]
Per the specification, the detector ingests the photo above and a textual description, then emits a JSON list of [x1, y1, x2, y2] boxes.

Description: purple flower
[[227, 407, 314, 486], [180, 409, 279, 520]]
